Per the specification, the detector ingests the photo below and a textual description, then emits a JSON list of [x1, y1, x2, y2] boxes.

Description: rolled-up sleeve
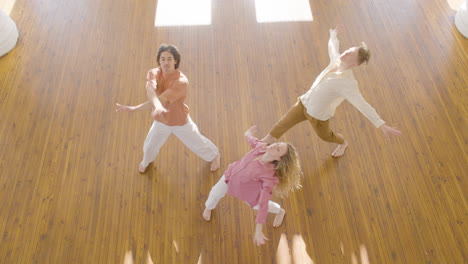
[[146, 68, 159, 88]]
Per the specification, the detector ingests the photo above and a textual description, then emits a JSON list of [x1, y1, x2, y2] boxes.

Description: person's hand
[[148, 70, 157, 81], [147, 80, 157, 88], [330, 24, 344, 35], [151, 106, 167, 118], [115, 103, 135, 112], [379, 124, 402, 140], [245, 125, 258, 137], [253, 230, 268, 246]]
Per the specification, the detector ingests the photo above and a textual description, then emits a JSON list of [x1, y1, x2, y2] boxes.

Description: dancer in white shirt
[[262, 25, 401, 157]]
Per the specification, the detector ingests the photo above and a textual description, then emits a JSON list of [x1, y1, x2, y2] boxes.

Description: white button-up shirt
[[300, 31, 385, 128]]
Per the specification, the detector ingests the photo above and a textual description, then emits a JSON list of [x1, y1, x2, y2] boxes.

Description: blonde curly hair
[[272, 143, 303, 198]]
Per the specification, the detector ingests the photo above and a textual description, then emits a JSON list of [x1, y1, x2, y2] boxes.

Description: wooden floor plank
[[0, 0, 467, 262]]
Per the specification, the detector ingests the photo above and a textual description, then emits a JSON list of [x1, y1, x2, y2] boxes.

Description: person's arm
[[341, 83, 401, 138], [341, 82, 385, 128], [253, 223, 268, 246], [245, 125, 263, 149], [255, 187, 274, 225], [151, 77, 188, 117], [253, 175, 276, 245], [145, 68, 168, 118], [115, 101, 152, 112], [254, 175, 276, 224], [328, 25, 344, 62], [146, 81, 168, 118]]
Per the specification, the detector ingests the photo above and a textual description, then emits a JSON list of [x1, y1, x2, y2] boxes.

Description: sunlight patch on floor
[[0, 0, 17, 15], [446, 0, 464, 11]]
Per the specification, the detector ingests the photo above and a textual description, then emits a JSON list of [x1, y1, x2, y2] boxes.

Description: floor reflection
[[276, 233, 314, 264]]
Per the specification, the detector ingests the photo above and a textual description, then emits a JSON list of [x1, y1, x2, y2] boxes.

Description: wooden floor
[[1, 0, 467, 263]]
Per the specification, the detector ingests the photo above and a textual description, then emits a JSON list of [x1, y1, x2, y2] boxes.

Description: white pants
[[205, 175, 281, 214], [141, 117, 219, 167]]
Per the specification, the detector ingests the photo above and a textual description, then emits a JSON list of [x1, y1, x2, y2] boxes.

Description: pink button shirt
[[224, 135, 279, 224]]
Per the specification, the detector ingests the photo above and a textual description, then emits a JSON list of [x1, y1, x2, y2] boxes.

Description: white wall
[[455, 1, 468, 38], [0, 9, 19, 57]]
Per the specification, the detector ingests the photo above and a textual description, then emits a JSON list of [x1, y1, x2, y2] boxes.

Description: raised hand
[[148, 70, 157, 81], [245, 125, 258, 137], [332, 24, 344, 35]]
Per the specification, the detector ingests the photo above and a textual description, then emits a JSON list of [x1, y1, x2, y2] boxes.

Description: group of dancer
[[116, 25, 401, 246]]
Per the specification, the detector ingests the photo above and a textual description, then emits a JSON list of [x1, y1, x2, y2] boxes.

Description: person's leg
[[203, 175, 228, 221], [252, 201, 286, 227], [174, 116, 220, 171], [306, 115, 347, 157], [262, 99, 308, 143], [140, 121, 172, 172]]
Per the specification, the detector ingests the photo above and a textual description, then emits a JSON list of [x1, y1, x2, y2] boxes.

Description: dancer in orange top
[[116, 44, 220, 172]]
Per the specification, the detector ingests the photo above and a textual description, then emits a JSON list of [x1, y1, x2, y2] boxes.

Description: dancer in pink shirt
[[202, 125, 303, 246]]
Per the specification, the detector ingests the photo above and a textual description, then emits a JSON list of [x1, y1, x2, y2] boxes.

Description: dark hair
[[358, 42, 370, 65], [156, 44, 181, 69]]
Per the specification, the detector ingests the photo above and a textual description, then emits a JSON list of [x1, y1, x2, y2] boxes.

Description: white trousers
[[205, 175, 281, 214], [141, 117, 219, 167]]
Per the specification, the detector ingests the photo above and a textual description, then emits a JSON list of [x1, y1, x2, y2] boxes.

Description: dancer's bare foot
[[210, 153, 220, 172], [261, 134, 275, 144], [203, 208, 212, 221], [138, 162, 148, 173], [331, 140, 348, 157], [273, 209, 286, 227]]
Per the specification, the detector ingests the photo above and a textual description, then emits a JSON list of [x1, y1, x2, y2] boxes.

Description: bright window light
[[0, 0, 17, 15], [155, 0, 211, 26], [255, 0, 313, 23], [446, 0, 464, 10]]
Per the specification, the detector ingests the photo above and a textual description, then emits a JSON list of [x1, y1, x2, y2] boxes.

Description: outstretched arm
[[328, 24, 344, 62], [341, 85, 402, 140], [344, 92, 402, 139], [115, 101, 152, 112], [341, 83, 385, 128]]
